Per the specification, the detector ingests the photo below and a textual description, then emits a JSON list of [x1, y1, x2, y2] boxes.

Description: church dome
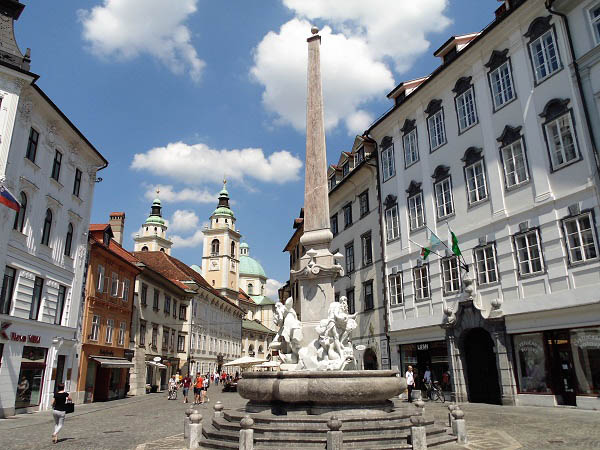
[[212, 180, 235, 218], [145, 197, 166, 225], [239, 244, 266, 278], [190, 264, 202, 274]]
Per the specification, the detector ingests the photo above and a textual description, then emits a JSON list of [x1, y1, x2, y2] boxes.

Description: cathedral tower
[[133, 190, 172, 254], [201, 180, 241, 300]]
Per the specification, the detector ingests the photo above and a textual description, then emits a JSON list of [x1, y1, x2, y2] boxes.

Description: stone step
[[198, 438, 239, 449], [223, 409, 419, 425]]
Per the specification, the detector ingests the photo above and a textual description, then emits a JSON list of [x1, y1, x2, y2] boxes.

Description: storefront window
[[513, 333, 551, 393], [399, 341, 450, 391], [15, 346, 47, 409], [570, 327, 600, 395]]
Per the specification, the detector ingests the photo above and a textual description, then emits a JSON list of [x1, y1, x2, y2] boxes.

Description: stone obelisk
[[294, 27, 342, 348]]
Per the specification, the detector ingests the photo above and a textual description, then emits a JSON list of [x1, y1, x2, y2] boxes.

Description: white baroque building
[[369, 0, 600, 409], [0, 0, 107, 417]]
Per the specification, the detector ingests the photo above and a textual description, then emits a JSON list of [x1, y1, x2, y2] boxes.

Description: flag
[[428, 230, 444, 252], [448, 227, 462, 257], [0, 183, 20, 212], [420, 246, 431, 260]]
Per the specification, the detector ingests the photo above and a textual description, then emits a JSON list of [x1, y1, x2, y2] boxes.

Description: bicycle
[[426, 381, 445, 403], [167, 385, 178, 400]]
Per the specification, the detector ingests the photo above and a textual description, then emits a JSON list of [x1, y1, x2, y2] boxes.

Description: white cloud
[[171, 229, 204, 249], [251, 19, 394, 133], [265, 279, 283, 298], [345, 110, 374, 136], [131, 141, 303, 184], [169, 210, 199, 233], [79, 0, 205, 81], [144, 184, 216, 204]]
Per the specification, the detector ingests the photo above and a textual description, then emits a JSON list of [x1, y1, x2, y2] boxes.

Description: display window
[[399, 340, 450, 391], [571, 327, 600, 395], [513, 333, 551, 393], [15, 346, 47, 409]]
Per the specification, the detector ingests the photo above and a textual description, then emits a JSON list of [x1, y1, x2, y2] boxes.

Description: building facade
[[369, 0, 600, 409], [0, 0, 107, 417]]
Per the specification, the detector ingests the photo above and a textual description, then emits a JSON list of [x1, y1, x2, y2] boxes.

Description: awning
[[91, 357, 134, 369], [146, 361, 167, 369]]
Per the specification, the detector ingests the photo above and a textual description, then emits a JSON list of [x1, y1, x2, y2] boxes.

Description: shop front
[[79, 345, 133, 403], [398, 340, 451, 393]]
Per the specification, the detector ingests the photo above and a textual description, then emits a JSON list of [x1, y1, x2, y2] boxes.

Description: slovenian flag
[[0, 183, 20, 212]]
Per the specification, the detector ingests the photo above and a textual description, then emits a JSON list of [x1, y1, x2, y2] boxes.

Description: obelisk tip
[[311, 26, 319, 35]]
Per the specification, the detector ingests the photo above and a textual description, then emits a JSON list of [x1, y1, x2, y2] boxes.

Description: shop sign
[[573, 334, 600, 349], [518, 339, 543, 355], [1, 321, 11, 339], [1, 322, 41, 344], [99, 349, 114, 356], [417, 343, 429, 351]]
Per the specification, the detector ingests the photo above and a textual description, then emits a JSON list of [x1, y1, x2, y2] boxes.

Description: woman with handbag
[[51, 383, 72, 444]]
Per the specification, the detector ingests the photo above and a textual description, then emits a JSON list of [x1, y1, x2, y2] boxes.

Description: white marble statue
[[270, 297, 303, 364]]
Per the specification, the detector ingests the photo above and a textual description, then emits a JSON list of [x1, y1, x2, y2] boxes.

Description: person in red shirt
[[194, 374, 204, 405], [182, 374, 192, 403]]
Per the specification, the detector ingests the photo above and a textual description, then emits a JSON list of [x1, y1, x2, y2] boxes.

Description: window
[[139, 322, 146, 346], [164, 295, 171, 314], [346, 289, 355, 314], [563, 213, 598, 264], [514, 229, 544, 275], [465, 160, 488, 205], [381, 144, 395, 181], [529, 29, 560, 83], [361, 233, 373, 266], [97, 265, 105, 292], [403, 129, 419, 167], [111, 273, 119, 297], [247, 283, 254, 295], [179, 304, 187, 320], [41, 209, 52, 246], [413, 265, 430, 301], [474, 244, 498, 285], [51, 150, 62, 181], [502, 139, 529, 188], [545, 111, 579, 170], [141, 283, 148, 306], [29, 276, 44, 320], [231, 241, 235, 257], [162, 327, 169, 349], [171, 330, 175, 349], [72, 169, 82, 197], [343, 203, 352, 228], [152, 326, 158, 348], [173, 299, 177, 318], [442, 257, 460, 294], [455, 86, 478, 132], [434, 178, 454, 219], [178, 335, 186, 352], [153, 289, 159, 310], [0, 267, 16, 315], [64, 223, 74, 257], [427, 110, 446, 150], [345, 243, 355, 273], [363, 280, 374, 310], [591, 3, 600, 45], [12, 192, 27, 232], [55, 285, 66, 325], [359, 191, 369, 217], [330, 214, 338, 236], [90, 315, 100, 341], [202, 335, 206, 351], [385, 204, 400, 241], [408, 192, 425, 231], [105, 318, 114, 344], [329, 176, 336, 190], [342, 161, 350, 177], [211, 239, 219, 256], [334, 292, 340, 303], [25, 128, 39, 162], [389, 273, 403, 306], [489, 61, 515, 109], [118, 322, 126, 345], [122, 279, 130, 301], [355, 147, 365, 165]]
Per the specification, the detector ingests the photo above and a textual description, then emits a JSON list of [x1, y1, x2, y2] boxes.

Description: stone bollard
[[414, 398, 425, 415], [184, 407, 195, 439], [326, 415, 343, 450], [214, 401, 224, 418], [447, 404, 457, 428], [239, 415, 254, 450], [188, 412, 203, 450], [410, 415, 427, 450], [452, 407, 467, 444]]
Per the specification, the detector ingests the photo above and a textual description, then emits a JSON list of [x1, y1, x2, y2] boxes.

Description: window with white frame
[[389, 272, 403, 306], [413, 265, 430, 301], [110, 273, 119, 297], [529, 27, 561, 83], [544, 111, 579, 170], [434, 178, 454, 219], [590, 3, 600, 45], [563, 213, 598, 263], [474, 244, 498, 285], [408, 192, 425, 230], [455, 86, 478, 132], [502, 139, 529, 188], [359, 190, 369, 217], [403, 129, 418, 167], [489, 61, 515, 109], [90, 315, 100, 341], [343, 203, 352, 228], [361, 232, 373, 266], [355, 147, 365, 165], [178, 335, 185, 353], [122, 278, 130, 301], [118, 322, 126, 345], [442, 257, 461, 294], [345, 243, 355, 273], [329, 176, 336, 190], [105, 318, 114, 344], [97, 265, 105, 292], [381, 144, 395, 181], [385, 204, 400, 241], [514, 229, 544, 275], [465, 160, 488, 204], [427, 110, 446, 150]]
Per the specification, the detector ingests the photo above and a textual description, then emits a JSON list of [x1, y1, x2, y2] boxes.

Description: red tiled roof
[[89, 223, 109, 232], [89, 233, 140, 271]]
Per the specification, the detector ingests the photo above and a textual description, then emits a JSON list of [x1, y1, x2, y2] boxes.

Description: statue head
[[340, 296, 349, 313], [285, 297, 294, 310]]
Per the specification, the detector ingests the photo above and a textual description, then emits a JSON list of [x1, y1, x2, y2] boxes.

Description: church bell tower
[[134, 190, 173, 254]]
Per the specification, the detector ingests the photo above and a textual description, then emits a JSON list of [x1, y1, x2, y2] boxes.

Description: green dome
[[212, 206, 234, 217], [240, 242, 249, 248], [239, 254, 266, 278], [145, 215, 166, 226], [190, 264, 202, 274]]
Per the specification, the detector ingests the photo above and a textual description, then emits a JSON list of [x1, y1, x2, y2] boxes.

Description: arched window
[[261, 284, 265, 295], [211, 239, 220, 255], [41, 209, 52, 246], [231, 241, 235, 257], [248, 283, 254, 295], [64, 223, 74, 256], [13, 192, 27, 232], [141, 246, 149, 252], [258, 345, 264, 354], [160, 248, 165, 252]]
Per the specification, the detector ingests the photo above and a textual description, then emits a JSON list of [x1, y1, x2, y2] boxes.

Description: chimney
[[109, 212, 125, 246]]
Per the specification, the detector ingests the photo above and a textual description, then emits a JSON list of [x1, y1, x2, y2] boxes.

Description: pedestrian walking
[[194, 373, 203, 405], [51, 383, 71, 444], [405, 365, 415, 403], [202, 376, 210, 404], [182, 374, 192, 403]]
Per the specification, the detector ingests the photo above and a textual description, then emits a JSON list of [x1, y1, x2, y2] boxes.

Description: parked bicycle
[[425, 381, 445, 403]]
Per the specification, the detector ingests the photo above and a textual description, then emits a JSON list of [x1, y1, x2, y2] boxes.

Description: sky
[[15, 0, 498, 296]]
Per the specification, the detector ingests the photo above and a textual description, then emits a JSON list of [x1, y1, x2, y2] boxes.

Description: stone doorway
[[363, 348, 378, 370], [463, 327, 501, 404]]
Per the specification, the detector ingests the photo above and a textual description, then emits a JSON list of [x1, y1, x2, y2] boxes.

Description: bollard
[[188, 412, 203, 450], [447, 404, 456, 428], [414, 398, 425, 415], [326, 415, 343, 450], [184, 407, 195, 439], [452, 407, 467, 444], [214, 401, 224, 418], [239, 415, 254, 450], [409, 415, 427, 450]]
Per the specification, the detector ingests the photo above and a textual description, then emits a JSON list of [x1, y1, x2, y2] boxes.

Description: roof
[[242, 319, 275, 335], [190, 264, 202, 273], [250, 295, 276, 306], [238, 289, 255, 307], [239, 254, 266, 278], [89, 225, 140, 271], [89, 223, 110, 232], [212, 206, 234, 217], [240, 242, 249, 248]]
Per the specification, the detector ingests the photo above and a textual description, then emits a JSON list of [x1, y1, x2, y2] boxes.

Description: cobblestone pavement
[[1, 384, 599, 449]]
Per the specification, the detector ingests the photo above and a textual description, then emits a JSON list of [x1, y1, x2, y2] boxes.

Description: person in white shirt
[[405, 366, 415, 403], [423, 366, 433, 400]]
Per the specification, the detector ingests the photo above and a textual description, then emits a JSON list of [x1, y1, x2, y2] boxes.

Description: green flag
[[420, 246, 431, 260], [450, 231, 461, 256]]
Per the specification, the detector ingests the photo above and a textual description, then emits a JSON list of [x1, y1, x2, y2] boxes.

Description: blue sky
[[16, 0, 497, 294]]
